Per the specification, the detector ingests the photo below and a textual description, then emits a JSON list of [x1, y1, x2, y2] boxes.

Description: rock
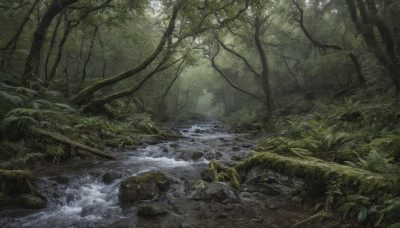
[[191, 151, 204, 161], [146, 139, 158, 145], [20, 194, 46, 209], [119, 171, 170, 203], [200, 169, 214, 182], [102, 171, 122, 185], [191, 181, 240, 203], [106, 140, 120, 148], [241, 183, 281, 196], [170, 143, 180, 148], [215, 151, 223, 159], [231, 155, 242, 161], [216, 212, 228, 219], [204, 152, 215, 160], [0, 169, 34, 195], [242, 143, 252, 148], [194, 129, 202, 133], [137, 202, 168, 217], [56, 175, 69, 184], [122, 136, 139, 146], [232, 146, 240, 151]]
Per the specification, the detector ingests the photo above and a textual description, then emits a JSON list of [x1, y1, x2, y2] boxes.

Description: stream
[[0, 117, 327, 228]]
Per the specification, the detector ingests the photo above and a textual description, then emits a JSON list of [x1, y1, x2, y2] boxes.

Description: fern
[[0, 91, 27, 107]]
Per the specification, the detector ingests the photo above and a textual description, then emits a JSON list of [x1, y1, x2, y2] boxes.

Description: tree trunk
[[81, 23, 100, 82], [48, 20, 72, 82], [346, 0, 400, 95], [1, 0, 39, 69], [44, 13, 63, 80], [69, 0, 184, 105], [254, 16, 273, 113], [158, 59, 185, 113], [22, 0, 78, 87]]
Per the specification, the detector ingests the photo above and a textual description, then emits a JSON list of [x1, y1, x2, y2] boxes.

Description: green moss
[[0, 169, 34, 195], [106, 140, 120, 148], [121, 136, 139, 146], [235, 151, 400, 199]]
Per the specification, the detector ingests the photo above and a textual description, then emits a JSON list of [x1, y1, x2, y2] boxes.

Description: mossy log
[[32, 128, 115, 160], [235, 152, 399, 196]]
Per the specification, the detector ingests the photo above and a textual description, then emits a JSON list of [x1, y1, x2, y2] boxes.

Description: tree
[[346, 0, 400, 95]]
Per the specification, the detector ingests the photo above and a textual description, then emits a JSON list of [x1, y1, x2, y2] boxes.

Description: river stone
[[137, 202, 168, 217], [20, 194, 46, 209], [204, 152, 215, 160], [191, 181, 240, 203], [119, 171, 170, 203], [200, 169, 214, 182], [102, 171, 122, 185], [191, 151, 204, 161]]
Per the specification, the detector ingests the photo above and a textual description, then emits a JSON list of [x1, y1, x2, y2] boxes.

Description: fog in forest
[[1, 0, 400, 227]]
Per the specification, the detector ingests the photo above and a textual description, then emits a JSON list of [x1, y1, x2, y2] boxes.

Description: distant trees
[[345, 0, 400, 95]]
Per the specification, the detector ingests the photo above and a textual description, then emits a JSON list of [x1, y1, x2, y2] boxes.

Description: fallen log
[[235, 151, 399, 197], [32, 128, 116, 160]]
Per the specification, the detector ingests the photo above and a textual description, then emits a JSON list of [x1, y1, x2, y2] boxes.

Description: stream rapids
[[0, 117, 330, 228]]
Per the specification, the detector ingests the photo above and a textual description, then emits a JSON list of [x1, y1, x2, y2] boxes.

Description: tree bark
[[69, 0, 184, 105], [346, 0, 400, 95], [81, 23, 100, 82], [44, 13, 63, 80], [158, 58, 186, 113], [292, 0, 366, 84], [22, 0, 79, 87], [254, 16, 273, 113], [1, 0, 40, 69]]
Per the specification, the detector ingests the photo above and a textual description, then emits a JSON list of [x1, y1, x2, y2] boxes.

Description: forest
[[0, 0, 400, 227]]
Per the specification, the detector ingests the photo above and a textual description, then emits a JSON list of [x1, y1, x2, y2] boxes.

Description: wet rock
[[194, 129, 202, 133], [20, 194, 46, 209], [191, 151, 204, 161], [119, 171, 170, 203], [216, 212, 228, 219], [146, 139, 158, 145], [232, 146, 240, 151], [162, 148, 169, 153], [137, 202, 168, 217], [0, 170, 34, 194], [102, 171, 122, 185], [204, 152, 215, 160], [242, 143, 252, 148], [231, 155, 243, 161], [241, 183, 281, 196], [56, 175, 69, 184], [200, 169, 214, 182], [106, 140, 120, 148], [170, 143, 180, 148], [215, 151, 223, 159], [191, 181, 240, 203]]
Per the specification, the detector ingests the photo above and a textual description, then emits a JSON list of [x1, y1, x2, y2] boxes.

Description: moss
[[234, 151, 400, 200], [43, 145, 65, 159], [106, 140, 120, 148], [226, 168, 240, 190], [0, 169, 34, 195], [121, 136, 139, 146]]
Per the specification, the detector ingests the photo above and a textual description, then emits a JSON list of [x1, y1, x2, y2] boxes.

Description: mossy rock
[[137, 202, 168, 217], [106, 140, 120, 148], [121, 136, 139, 146], [0, 169, 34, 195], [119, 171, 170, 203]]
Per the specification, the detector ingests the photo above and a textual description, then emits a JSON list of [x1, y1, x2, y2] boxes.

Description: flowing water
[[0, 117, 336, 228]]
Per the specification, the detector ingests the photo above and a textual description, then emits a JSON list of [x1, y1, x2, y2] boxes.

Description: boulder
[[191, 181, 240, 203], [137, 202, 168, 217], [200, 169, 214, 182], [20, 194, 46, 209], [119, 171, 170, 203], [102, 171, 122, 185], [191, 151, 204, 161]]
